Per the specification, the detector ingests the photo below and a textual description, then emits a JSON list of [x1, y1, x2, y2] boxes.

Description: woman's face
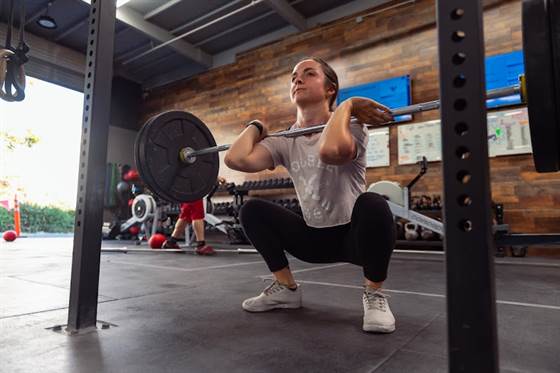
[[290, 59, 333, 107]]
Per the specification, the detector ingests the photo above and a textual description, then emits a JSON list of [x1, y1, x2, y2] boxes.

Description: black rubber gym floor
[[1, 237, 559, 373]]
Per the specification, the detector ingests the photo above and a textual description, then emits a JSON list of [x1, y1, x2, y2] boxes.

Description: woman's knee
[[352, 192, 395, 232], [354, 192, 392, 216]]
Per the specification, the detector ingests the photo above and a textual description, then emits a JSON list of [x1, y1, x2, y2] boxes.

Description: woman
[[224, 57, 396, 333]]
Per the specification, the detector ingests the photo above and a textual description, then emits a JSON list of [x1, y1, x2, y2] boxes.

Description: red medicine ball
[[124, 169, 140, 182], [148, 233, 166, 249], [2, 230, 17, 242], [129, 226, 140, 235]]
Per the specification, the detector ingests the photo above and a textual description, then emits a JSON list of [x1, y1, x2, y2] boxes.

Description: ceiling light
[[37, 15, 57, 29], [37, 2, 57, 29]]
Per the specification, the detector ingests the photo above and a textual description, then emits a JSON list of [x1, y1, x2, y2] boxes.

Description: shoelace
[[262, 279, 289, 296], [364, 290, 389, 311]]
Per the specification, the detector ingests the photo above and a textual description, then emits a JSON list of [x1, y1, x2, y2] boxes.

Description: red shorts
[[179, 200, 205, 222]]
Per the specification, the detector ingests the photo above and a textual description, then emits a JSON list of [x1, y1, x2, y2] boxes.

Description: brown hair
[[302, 57, 339, 111]]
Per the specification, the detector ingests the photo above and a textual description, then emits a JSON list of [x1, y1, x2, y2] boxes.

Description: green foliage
[[0, 203, 75, 233], [0, 207, 13, 231], [0, 130, 40, 151]]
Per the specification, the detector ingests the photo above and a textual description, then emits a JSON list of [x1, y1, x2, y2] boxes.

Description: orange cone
[[13, 195, 21, 237]]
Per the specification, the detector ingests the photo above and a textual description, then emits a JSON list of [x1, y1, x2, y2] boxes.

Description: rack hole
[[459, 219, 473, 232], [452, 52, 467, 65], [458, 195, 472, 206], [451, 8, 464, 19], [455, 122, 468, 136], [452, 30, 466, 42], [456, 146, 471, 159], [457, 170, 471, 184], [454, 74, 467, 87]]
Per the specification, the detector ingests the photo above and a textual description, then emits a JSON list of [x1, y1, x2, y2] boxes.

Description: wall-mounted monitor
[[337, 75, 412, 122], [485, 50, 524, 109]]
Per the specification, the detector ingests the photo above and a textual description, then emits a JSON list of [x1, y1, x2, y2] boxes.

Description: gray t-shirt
[[259, 118, 368, 228]]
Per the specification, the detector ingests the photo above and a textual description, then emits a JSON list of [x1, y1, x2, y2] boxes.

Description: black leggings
[[239, 192, 395, 282]]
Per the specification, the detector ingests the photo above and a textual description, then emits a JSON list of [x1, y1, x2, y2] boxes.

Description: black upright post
[[436, 1, 499, 372], [67, 0, 116, 332]]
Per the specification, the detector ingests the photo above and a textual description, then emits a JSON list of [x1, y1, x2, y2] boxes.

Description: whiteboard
[[398, 120, 442, 165], [366, 127, 390, 168], [397, 108, 533, 165], [487, 108, 532, 157]]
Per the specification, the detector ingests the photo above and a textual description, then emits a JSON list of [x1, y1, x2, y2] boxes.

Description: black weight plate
[[137, 111, 219, 203], [135, 111, 219, 203], [137, 111, 218, 203], [523, 0, 560, 172]]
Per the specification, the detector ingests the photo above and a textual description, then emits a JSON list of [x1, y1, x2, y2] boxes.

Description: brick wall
[[142, 0, 560, 233]]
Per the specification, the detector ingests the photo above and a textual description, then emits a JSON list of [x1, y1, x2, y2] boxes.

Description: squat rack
[[68, 1, 498, 371]]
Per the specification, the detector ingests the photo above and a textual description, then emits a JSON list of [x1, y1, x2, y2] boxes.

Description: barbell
[[134, 0, 560, 204], [135, 84, 521, 203], [177, 84, 520, 161]]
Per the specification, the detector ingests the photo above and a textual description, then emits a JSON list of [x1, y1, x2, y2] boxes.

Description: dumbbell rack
[[211, 177, 301, 217]]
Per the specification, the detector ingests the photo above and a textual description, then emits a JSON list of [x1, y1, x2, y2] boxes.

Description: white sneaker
[[362, 287, 396, 333], [242, 280, 302, 312]]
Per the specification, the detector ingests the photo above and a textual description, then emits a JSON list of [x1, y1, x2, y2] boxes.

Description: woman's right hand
[[348, 97, 393, 125], [225, 120, 274, 172]]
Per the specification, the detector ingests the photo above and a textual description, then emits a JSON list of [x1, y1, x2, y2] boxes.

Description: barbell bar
[[179, 84, 521, 163]]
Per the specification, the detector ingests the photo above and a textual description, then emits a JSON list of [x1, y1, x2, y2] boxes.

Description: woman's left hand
[[348, 97, 393, 125]]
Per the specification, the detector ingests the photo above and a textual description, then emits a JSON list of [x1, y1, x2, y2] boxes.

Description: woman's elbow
[[319, 144, 355, 165], [224, 153, 242, 170]]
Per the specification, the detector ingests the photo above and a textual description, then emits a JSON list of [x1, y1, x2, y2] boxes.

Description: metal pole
[[436, 1, 499, 371], [67, 0, 116, 333]]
